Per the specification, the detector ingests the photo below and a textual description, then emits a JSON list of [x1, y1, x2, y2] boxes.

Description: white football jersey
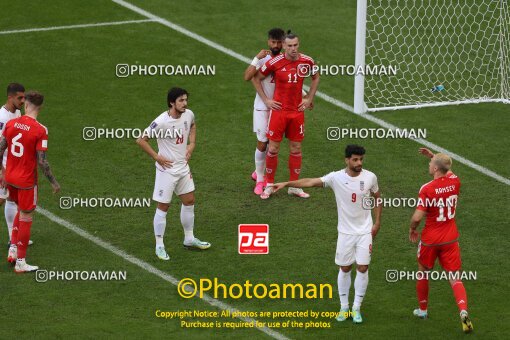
[[144, 109, 194, 175], [253, 54, 276, 110], [321, 169, 379, 235], [0, 106, 21, 168]]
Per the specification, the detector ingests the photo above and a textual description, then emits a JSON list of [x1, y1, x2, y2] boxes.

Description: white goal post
[[354, 0, 510, 113]]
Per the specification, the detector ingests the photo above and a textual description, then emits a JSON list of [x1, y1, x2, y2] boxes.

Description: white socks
[[353, 270, 369, 310], [338, 270, 351, 309], [180, 204, 195, 244], [5, 200, 17, 242], [255, 148, 266, 182], [153, 208, 167, 247], [154, 205, 196, 247]]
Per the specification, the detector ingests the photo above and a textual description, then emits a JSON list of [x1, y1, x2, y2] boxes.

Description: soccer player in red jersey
[[409, 148, 473, 333], [0, 91, 60, 273], [252, 31, 320, 199]]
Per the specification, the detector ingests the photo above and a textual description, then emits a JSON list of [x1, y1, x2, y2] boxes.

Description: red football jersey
[[4, 116, 48, 189], [417, 173, 460, 245], [260, 53, 315, 111]]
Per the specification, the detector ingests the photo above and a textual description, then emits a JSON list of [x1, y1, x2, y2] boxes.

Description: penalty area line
[[35, 206, 290, 340]]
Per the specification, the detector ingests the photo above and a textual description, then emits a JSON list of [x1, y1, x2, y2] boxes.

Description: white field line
[[0, 19, 156, 35], [112, 0, 509, 186], [36, 207, 290, 340]]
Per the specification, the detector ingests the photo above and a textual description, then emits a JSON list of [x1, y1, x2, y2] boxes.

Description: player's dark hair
[[25, 91, 44, 107], [167, 87, 189, 107], [345, 144, 366, 158], [268, 28, 285, 41], [7, 83, 25, 95], [285, 30, 298, 40]]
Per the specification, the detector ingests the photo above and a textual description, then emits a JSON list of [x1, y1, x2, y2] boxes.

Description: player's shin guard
[[417, 278, 429, 311], [180, 204, 195, 244], [5, 201, 17, 242], [353, 270, 368, 309], [288, 153, 302, 181], [265, 151, 278, 184], [451, 280, 468, 312], [10, 212, 20, 246], [338, 270, 351, 309], [16, 216, 32, 259], [254, 149, 266, 183], [153, 209, 167, 247]]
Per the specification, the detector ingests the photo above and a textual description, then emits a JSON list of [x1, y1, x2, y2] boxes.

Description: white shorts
[[152, 168, 195, 204], [253, 109, 269, 143], [0, 187, 8, 199], [335, 232, 372, 266]]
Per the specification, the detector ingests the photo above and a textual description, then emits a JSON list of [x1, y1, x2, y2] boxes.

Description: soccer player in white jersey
[[136, 87, 210, 261], [0, 83, 25, 250], [272, 145, 382, 323], [244, 28, 285, 195]]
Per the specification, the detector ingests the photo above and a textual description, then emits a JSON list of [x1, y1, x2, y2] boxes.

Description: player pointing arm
[[274, 145, 381, 324]]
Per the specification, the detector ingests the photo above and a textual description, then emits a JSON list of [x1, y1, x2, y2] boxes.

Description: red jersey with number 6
[[4, 116, 48, 189], [417, 173, 460, 246], [260, 53, 315, 111]]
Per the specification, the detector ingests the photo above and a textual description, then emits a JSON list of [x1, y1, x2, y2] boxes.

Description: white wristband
[[251, 57, 259, 67]]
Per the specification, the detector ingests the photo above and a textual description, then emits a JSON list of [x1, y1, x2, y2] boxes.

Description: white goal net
[[354, 0, 510, 113]]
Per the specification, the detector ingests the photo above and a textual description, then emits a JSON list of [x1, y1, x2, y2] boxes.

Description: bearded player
[[1, 91, 60, 273], [252, 31, 320, 199], [272, 145, 382, 323], [136, 87, 210, 261], [244, 28, 285, 195], [0, 83, 25, 248], [409, 148, 473, 333]]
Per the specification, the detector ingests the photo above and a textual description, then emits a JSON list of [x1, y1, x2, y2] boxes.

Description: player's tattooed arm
[[37, 150, 60, 193], [0, 136, 7, 157]]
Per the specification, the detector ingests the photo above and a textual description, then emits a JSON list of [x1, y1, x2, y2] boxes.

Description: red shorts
[[8, 185, 38, 212], [266, 110, 304, 142], [417, 241, 461, 272]]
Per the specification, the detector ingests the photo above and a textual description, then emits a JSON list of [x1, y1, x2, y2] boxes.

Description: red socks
[[265, 151, 302, 183], [417, 278, 468, 312], [451, 280, 468, 311], [10, 211, 20, 245], [288, 153, 302, 181], [16, 215, 33, 259], [416, 278, 429, 310], [265, 151, 278, 183]]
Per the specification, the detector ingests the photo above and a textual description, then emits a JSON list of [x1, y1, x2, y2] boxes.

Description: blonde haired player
[[410, 148, 473, 333], [136, 87, 210, 261]]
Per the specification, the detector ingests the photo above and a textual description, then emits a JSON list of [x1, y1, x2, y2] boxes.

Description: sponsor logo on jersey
[[360, 181, 365, 191], [150, 121, 158, 129], [184, 121, 188, 131]]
